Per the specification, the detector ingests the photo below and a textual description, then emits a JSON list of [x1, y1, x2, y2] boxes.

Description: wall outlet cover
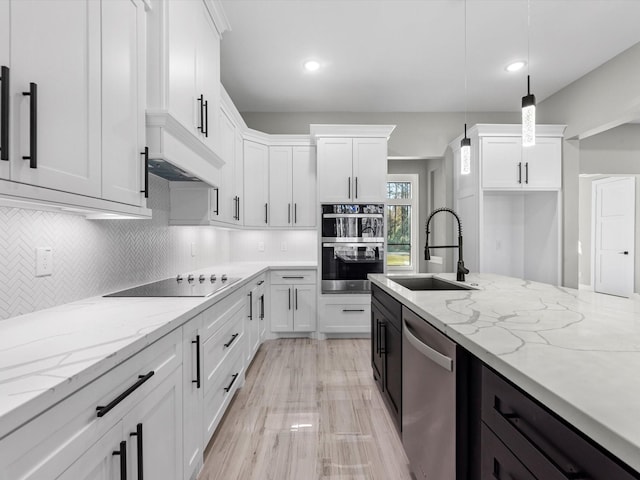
[[36, 247, 53, 277], [257, 241, 265, 252]]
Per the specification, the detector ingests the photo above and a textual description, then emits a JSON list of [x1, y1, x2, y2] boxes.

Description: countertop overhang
[[0, 262, 316, 440], [370, 272, 640, 473]]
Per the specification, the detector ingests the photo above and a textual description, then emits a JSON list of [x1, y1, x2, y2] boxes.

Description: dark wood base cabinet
[[480, 366, 640, 480], [371, 285, 402, 432]]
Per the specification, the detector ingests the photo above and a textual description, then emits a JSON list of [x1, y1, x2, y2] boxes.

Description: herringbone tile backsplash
[[0, 175, 230, 321]]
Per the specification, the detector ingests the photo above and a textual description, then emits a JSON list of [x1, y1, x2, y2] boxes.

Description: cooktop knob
[[221, 274, 228, 282], [176, 274, 183, 282], [199, 274, 205, 283], [187, 274, 194, 283], [210, 274, 217, 283]]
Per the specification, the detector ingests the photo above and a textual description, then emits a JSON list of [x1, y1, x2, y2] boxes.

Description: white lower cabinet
[[246, 274, 266, 363], [270, 270, 317, 333], [319, 294, 371, 334]]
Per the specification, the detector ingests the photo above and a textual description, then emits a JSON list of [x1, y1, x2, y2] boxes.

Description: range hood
[[148, 158, 204, 182]]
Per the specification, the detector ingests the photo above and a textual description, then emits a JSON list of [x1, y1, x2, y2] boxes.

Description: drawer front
[[203, 312, 245, 395], [371, 285, 401, 328], [202, 287, 246, 341], [481, 423, 536, 480], [321, 302, 370, 333], [482, 366, 638, 480], [270, 269, 316, 285], [203, 345, 244, 443], [0, 329, 182, 480]]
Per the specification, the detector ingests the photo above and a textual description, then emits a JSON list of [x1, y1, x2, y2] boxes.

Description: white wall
[[0, 175, 232, 321], [229, 230, 317, 263]]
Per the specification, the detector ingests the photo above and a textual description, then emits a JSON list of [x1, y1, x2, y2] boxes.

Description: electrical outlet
[[191, 243, 197, 257], [257, 242, 265, 252], [280, 242, 287, 251], [36, 247, 53, 277]]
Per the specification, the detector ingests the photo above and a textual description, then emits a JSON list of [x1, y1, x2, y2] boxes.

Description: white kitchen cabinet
[[0, 0, 9, 178], [318, 295, 371, 334], [482, 135, 562, 189], [182, 314, 204, 480], [101, 0, 147, 207], [216, 106, 237, 224], [9, 0, 101, 197], [270, 270, 317, 333], [452, 124, 565, 285], [269, 145, 317, 227], [317, 137, 388, 203], [243, 140, 269, 227], [246, 274, 266, 363]]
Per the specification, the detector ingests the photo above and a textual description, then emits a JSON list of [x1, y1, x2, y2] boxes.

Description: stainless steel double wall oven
[[321, 204, 385, 293]]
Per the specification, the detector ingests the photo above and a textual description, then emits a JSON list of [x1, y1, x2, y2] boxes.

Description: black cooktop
[[104, 276, 241, 298]]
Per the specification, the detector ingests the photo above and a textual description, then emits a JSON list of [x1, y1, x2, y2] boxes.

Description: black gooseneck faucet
[[424, 207, 470, 282]]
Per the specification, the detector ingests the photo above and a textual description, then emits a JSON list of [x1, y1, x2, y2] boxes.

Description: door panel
[[269, 146, 293, 227], [293, 285, 316, 332], [243, 140, 269, 227], [317, 138, 352, 202], [292, 146, 317, 227], [594, 177, 635, 297], [352, 137, 387, 202], [270, 285, 293, 332], [481, 137, 521, 189], [0, 0, 9, 178]]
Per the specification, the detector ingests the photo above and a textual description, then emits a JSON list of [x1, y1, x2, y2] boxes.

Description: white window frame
[[386, 174, 419, 272]]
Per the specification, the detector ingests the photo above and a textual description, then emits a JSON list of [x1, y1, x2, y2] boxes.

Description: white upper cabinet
[[268, 146, 293, 227], [481, 130, 563, 190], [10, 0, 101, 197], [243, 140, 269, 227], [101, 0, 147, 207], [216, 106, 237, 224], [291, 146, 317, 227], [352, 137, 388, 202], [314, 126, 394, 203], [317, 138, 353, 203], [0, 0, 9, 178]]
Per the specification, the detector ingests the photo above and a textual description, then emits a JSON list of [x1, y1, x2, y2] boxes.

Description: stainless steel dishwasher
[[402, 306, 460, 480]]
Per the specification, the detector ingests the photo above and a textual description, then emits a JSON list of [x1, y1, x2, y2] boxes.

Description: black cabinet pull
[[22, 82, 37, 169], [348, 177, 351, 198], [342, 309, 365, 312], [233, 196, 238, 220], [130, 423, 144, 480], [380, 323, 387, 354], [96, 371, 155, 417], [257, 280, 264, 286], [288, 287, 291, 310], [0, 66, 9, 160], [260, 294, 264, 319], [517, 162, 522, 184], [197, 94, 204, 134], [294, 203, 297, 224], [237, 196, 241, 221], [492, 457, 500, 479], [493, 398, 589, 479], [191, 335, 201, 389], [224, 373, 239, 392], [248, 291, 253, 319], [204, 99, 209, 138], [264, 203, 268, 224], [288, 203, 291, 224], [295, 288, 298, 310], [224, 333, 239, 348], [376, 321, 381, 355], [355, 177, 358, 199], [282, 276, 304, 279], [140, 147, 149, 198], [213, 187, 219, 215], [525, 162, 529, 184], [112, 440, 127, 480]]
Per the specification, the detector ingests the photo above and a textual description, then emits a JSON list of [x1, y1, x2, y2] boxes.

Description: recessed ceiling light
[[303, 60, 320, 72], [505, 61, 526, 72]]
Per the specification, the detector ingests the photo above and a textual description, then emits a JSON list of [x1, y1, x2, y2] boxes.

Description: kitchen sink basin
[[387, 276, 473, 291]]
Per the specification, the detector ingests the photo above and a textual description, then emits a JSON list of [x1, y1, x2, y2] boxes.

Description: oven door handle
[[403, 320, 453, 372], [323, 242, 384, 248]]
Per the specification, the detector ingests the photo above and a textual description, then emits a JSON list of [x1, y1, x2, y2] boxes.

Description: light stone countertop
[[369, 272, 640, 473], [0, 261, 316, 440]]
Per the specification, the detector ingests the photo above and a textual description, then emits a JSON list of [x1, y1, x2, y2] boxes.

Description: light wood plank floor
[[199, 338, 413, 480]]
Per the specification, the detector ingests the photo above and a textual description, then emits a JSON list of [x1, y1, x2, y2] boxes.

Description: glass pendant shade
[[522, 75, 536, 147], [460, 136, 471, 175]]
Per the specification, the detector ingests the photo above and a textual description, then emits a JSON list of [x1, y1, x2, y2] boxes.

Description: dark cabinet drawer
[[482, 366, 639, 480], [371, 284, 401, 330], [481, 424, 536, 480]]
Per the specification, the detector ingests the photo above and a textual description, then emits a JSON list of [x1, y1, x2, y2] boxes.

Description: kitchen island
[[369, 272, 640, 476]]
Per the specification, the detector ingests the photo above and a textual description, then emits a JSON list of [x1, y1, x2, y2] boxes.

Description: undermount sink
[[387, 276, 473, 291]]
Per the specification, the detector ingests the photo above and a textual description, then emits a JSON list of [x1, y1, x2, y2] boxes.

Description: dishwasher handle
[[403, 320, 453, 372]]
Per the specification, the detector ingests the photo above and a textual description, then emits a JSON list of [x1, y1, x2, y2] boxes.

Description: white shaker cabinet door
[[243, 140, 269, 227], [217, 107, 236, 224], [481, 137, 522, 188], [10, 0, 101, 196], [522, 136, 561, 189], [293, 285, 317, 332], [101, 0, 146, 207], [270, 284, 294, 332], [352, 137, 387, 202], [0, 0, 9, 178], [269, 146, 293, 227], [292, 146, 317, 227], [317, 138, 353, 202], [56, 422, 123, 480], [196, 5, 221, 153]]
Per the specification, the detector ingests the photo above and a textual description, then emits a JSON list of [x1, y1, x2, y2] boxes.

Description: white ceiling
[[219, 0, 640, 113]]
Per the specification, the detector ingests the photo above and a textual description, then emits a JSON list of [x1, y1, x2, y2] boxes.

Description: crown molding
[[309, 124, 396, 143]]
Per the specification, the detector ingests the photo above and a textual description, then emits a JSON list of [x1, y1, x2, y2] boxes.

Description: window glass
[[387, 205, 411, 267]]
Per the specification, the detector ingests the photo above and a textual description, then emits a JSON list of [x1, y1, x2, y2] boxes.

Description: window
[[386, 174, 418, 271]]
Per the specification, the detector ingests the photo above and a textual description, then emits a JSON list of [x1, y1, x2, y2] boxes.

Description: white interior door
[[593, 177, 635, 297]]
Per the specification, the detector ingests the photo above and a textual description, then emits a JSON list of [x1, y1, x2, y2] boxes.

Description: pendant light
[[522, 0, 536, 146], [460, 0, 471, 175]]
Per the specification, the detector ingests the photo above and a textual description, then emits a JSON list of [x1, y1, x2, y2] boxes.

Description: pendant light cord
[[527, 0, 531, 77], [464, 0, 468, 127]]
